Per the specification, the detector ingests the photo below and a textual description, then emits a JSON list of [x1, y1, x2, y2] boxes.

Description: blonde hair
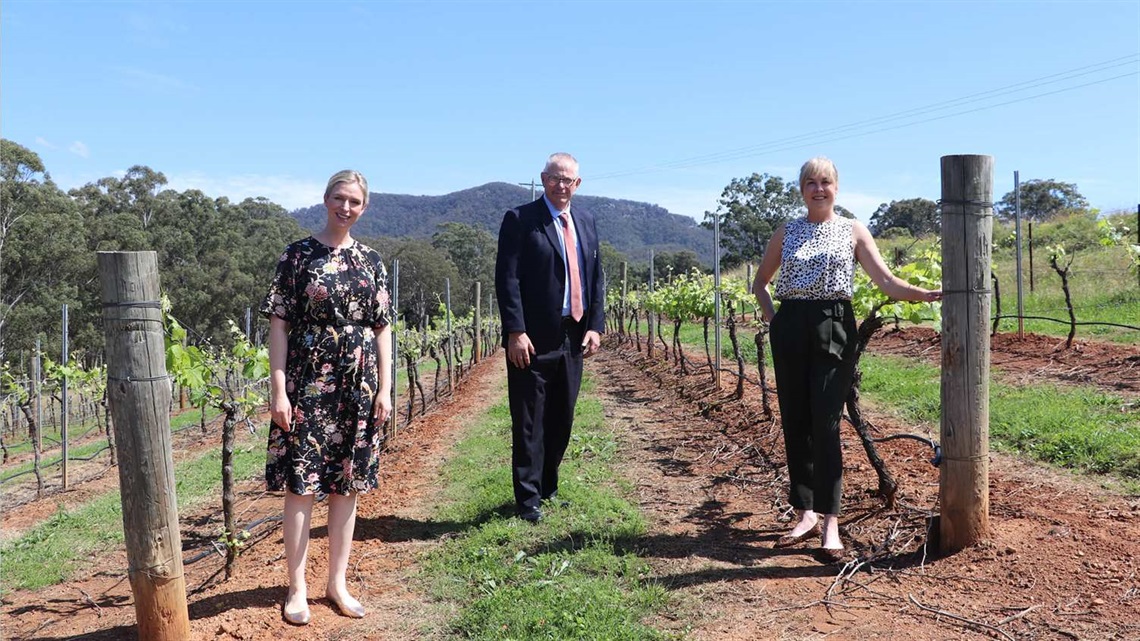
[[324, 170, 370, 206], [798, 156, 838, 191]]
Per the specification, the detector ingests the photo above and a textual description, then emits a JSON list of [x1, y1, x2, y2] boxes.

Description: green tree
[[654, 250, 705, 281], [431, 222, 496, 312], [835, 205, 856, 220], [0, 140, 88, 361], [375, 238, 460, 330], [598, 242, 628, 293], [868, 198, 940, 236], [702, 173, 803, 268], [997, 179, 1089, 222]]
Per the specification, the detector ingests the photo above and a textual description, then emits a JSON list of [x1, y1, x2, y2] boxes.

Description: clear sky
[[3, 1, 1138, 223]]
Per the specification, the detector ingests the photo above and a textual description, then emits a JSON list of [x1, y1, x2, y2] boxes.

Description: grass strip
[[419, 374, 677, 640], [858, 353, 1140, 481], [0, 406, 223, 480], [0, 426, 266, 593], [665, 321, 1139, 483]]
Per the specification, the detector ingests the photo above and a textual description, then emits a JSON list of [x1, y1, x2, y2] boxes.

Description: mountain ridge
[[290, 181, 713, 264]]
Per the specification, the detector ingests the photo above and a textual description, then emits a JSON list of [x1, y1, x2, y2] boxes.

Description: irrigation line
[[994, 315, 1140, 331], [0, 446, 111, 484], [881, 313, 1140, 333]]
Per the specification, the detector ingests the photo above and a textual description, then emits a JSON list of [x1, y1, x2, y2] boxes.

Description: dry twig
[[997, 604, 1041, 625], [76, 587, 104, 617], [908, 594, 1015, 641]]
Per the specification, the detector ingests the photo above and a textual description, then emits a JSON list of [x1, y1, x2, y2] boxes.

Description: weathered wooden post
[[472, 281, 482, 364], [61, 304, 69, 488], [97, 251, 190, 640], [390, 258, 399, 439], [939, 155, 993, 553], [620, 262, 628, 339], [445, 277, 453, 393], [647, 249, 655, 359]]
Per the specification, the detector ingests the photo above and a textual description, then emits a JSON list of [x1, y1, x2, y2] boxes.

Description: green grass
[[858, 353, 1140, 482], [419, 374, 677, 640], [0, 406, 222, 481], [0, 424, 266, 593], [663, 319, 1140, 485], [880, 233, 1140, 344]]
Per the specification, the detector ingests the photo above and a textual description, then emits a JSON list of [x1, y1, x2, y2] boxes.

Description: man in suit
[[495, 152, 606, 523]]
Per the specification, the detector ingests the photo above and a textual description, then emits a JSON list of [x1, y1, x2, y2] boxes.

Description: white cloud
[[166, 172, 325, 210], [69, 141, 90, 158], [35, 137, 57, 150]]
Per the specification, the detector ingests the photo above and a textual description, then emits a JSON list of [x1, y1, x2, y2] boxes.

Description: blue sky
[[3, 1, 1137, 223]]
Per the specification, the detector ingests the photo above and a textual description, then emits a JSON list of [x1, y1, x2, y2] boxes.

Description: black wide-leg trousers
[[769, 299, 858, 516], [506, 318, 584, 512]]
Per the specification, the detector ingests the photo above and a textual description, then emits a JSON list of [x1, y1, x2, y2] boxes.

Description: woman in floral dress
[[261, 169, 392, 625]]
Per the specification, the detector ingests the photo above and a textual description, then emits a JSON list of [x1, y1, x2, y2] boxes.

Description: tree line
[[701, 171, 1093, 267], [1, 136, 1100, 368], [0, 140, 706, 368]]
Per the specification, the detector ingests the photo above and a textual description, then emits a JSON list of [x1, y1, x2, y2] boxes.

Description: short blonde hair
[[799, 156, 838, 191], [324, 169, 370, 206]]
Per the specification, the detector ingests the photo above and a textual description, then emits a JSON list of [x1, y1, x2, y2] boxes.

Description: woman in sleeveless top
[[751, 157, 941, 563], [261, 170, 393, 624]]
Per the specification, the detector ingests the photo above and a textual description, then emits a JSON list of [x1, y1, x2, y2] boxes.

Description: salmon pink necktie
[[559, 212, 584, 322]]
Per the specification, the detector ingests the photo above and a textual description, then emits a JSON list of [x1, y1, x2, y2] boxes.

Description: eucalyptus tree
[[702, 173, 804, 268], [997, 179, 1088, 222], [0, 140, 87, 361], [868, 198, 940, 237]]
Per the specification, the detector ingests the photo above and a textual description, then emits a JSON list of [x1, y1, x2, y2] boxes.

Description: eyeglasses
[[543, 174, 578, 187]]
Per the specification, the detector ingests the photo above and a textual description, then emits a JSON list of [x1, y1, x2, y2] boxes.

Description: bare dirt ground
[[600, 329, 1140, 640], [3, 329, 1140, 640]]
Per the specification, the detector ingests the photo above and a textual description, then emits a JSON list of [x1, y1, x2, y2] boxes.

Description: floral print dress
[[260, 237, 391, 496]]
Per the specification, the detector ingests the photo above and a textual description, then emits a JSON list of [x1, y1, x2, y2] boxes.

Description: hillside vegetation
[[290, 182, 715, 264]]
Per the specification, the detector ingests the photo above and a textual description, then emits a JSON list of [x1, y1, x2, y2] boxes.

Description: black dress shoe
[[541, 494, 570, 508], [517, 507, 543, 523]]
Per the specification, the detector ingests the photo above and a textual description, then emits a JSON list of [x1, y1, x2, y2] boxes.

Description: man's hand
[[582, 330, 601, 358], [508, 332, 536, 369]]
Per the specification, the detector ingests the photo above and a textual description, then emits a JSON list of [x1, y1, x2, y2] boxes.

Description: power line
[[590, 54, 1139, 182]]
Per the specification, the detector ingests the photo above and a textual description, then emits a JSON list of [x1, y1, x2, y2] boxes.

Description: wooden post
[[97, 251, 190, 641], [1028, 222, 1035, 293], [620, 262, 628, 339], [647, 249, 655, 359], [389, 259, 399, 439], [445, 278, 453, 394], [713, 215, 722, 388], [939, 155, 993, 554], [472, 281, 482, 364], [61, 304, 69, 488]]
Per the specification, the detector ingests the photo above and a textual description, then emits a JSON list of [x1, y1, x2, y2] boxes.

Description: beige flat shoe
[[326, 591, 365, 619], [818, 547, 846, 564], [773, 524, 821, 548], [282, 599, 311, 626]]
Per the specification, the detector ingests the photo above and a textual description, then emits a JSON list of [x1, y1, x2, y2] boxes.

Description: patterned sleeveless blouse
[[775, 215, 856, 300]]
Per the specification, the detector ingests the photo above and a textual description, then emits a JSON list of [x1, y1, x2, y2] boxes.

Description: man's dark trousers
[[507, 317, 584, 512]]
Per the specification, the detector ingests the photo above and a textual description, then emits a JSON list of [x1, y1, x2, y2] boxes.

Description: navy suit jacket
[[495, 197, 606, 354]]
